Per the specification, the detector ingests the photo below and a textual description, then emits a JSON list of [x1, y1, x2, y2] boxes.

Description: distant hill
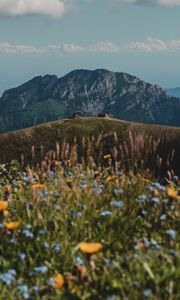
[[166, 87, 180, 98], [0, 69, 180, 133]]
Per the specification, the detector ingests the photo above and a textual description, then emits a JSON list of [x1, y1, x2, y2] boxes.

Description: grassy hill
[[0, 117, 180, 178]]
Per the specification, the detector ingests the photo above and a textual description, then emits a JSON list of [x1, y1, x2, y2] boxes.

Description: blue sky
[[0, 0, 180, 93]]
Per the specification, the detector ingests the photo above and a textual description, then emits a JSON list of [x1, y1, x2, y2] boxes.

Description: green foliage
[[0, 162, 179, 299]]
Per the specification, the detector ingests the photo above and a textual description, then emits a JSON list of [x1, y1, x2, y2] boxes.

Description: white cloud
[[89, 42, 121, 53], [63, 43, 85, 52], [0, 0, 67, 18], [1, 38, 180, 54], [127, 37, 169, 52], [122, 0, 180, 6]]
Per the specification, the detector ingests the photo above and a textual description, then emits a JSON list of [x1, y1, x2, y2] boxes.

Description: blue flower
[[76, 211, 81, 217], [18, 252, 26, 261], [141, 210, 147, 216], [34, 266, 48, 274], [111, 200, 124, 208], [44, 242, 49, 249], [143, 288, 153, 297], [74, 256, 84, 265], [0, 269, 16, 285], [160, 214, 167, 221], [137, 194, 147, 203], [54, 191, 60, 198], [22, 230, 34, 238], [151, 197, 160, 204], [99, 211, 112, 217], [166, 229, 176, 240], [32, 286, 40, 292], [150, 239, 160, 249], [151, 182, 166, 191], [53, 204, 60, 209], [17, 285, 30, 299], [170, 205, 175, 211], [53, 243, 61, 252], [10, 238, 18, 245]]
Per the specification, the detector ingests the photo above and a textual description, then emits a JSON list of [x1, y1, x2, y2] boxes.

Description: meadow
[[0, 118, 180, 299]]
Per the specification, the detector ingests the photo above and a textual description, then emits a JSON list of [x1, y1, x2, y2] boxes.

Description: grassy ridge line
[[0, 117, 180, 176]]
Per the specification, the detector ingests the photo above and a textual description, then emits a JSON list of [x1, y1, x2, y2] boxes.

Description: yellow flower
[[51, 273, 64, 289], [3, 210, 10, 217], [78, 242, 102, 254], [104, 154, 111, 159], [32, 184, 46, 190], [0, 200, 8, 212], [167, 188, 178, 199], [105, 176, 117, 184], [5, 221, 21, 230], [136, 242, 144, 249]]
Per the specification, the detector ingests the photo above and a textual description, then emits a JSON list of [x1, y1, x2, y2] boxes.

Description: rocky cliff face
[[0, 69, 180, 133]]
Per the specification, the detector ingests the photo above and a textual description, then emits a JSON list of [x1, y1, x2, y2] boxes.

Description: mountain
[[0, 69, 180, 133], [166, 87, 180, 98]]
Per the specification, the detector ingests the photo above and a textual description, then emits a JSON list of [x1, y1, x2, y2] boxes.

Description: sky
[[1, 0, 180, 94]]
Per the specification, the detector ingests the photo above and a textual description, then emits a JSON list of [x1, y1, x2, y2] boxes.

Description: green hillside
[[0, 99, 66, 133], [0, 117, 179, 178]]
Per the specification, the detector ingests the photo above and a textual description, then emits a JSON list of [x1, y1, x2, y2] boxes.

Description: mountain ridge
[[0, 69, 180, 133], [166, 87, 180, 98]]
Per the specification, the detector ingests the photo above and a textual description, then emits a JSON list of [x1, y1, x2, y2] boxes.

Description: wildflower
[[10, 238, 18, 245], [5, 221, 21, 230], [18, 252, 26, 261], [53, 243, 61, 252], [17, 285, 30, 299], [0, 200, 8, 212], [25, 224, 32, 230], [34, 266, 48, 274], [32, 286, 40, 292], [150, 239, 159, 248], [3, 210, 10, 217], [53, 204, 60, 209], [111, 200, 124, 208], [54, 191, 60, 198], [104, 154, 111, 159], [78, 242, 103, 254], [99, 211, 112, 217], [105, 176, 116, 184], [134, 242, 144, 250], [166, 229, 176, 240], [49, 273, 64, 289], [74, 256, 84, 265], [167, 187, 179, 199], [141, 210, 147, 216], [44, 242, 49, 249], [0, 269, 16, 285], [32, 184, 46, 190], [22, 230, 34, 238], [160, 214, 167, 221], [143, 289, 153, 297], [137, 194, 147, 203], [151, 197, 160, 204]]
